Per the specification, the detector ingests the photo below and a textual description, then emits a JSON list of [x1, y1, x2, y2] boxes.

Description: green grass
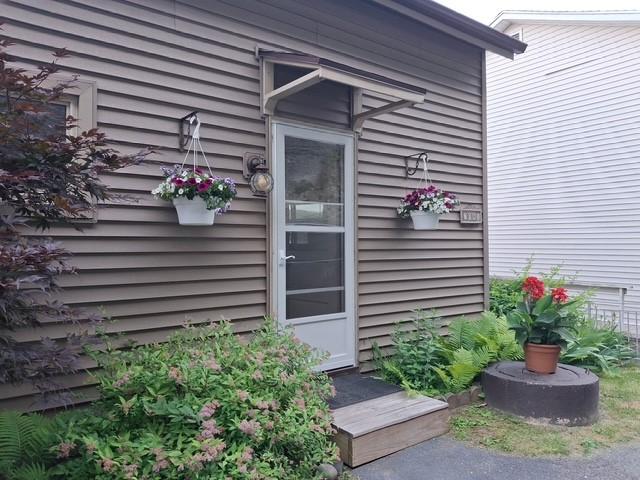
[[449, 365, 640, 457], [339, 471, 359, 480]]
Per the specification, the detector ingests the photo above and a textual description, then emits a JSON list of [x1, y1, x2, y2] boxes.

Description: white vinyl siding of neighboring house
[[487, 21, 640, 312]]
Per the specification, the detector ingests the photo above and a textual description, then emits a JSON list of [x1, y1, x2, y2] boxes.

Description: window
[[0, 79, 95, 137], [1, 78, 99, 223]]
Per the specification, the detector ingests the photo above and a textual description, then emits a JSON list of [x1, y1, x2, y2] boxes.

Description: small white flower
[[196, 177, 202, 183], [178, 188, 184, 195], [218, 185, 223, 191]]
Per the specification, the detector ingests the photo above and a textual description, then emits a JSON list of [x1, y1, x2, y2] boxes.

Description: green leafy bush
[[373, 313, 443, 395], [53, 320, 338, 479], [489, 261, 573, 317], [376, 312, 522, 395], [489, 277, 524, 317], [0, 411, 57, 480]]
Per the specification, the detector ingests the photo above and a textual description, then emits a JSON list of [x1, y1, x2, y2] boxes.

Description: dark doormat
[[329, 372, 403, 409]]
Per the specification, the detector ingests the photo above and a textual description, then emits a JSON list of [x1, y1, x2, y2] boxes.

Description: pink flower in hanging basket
[[397, 184, 459, 217], [152, 166, 238, 214]]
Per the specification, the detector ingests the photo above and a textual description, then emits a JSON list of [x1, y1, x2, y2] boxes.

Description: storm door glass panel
[[285, 232, 344, 318], [284, 136, 346, 320], [285, 137, 344, 226]]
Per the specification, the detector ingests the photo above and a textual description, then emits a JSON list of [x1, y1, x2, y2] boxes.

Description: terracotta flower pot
[[524, 343, 561, 374]]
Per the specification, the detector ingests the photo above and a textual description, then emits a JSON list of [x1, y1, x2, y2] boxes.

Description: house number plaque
[[460, 207, 483, 225]]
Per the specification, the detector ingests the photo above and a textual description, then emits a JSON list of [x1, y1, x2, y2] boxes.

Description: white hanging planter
[[410, 210, 440, 230], [172, 197, 216, 226]]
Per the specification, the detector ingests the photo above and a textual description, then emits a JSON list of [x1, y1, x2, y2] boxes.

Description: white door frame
[[270, 121, 357, 370]]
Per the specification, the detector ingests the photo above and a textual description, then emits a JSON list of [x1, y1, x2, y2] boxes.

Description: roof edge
[[491, 10, 640, 32], [371, 0, 527, 58]]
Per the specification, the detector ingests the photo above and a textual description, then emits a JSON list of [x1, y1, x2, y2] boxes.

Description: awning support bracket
[[352, 99, 414, 133]]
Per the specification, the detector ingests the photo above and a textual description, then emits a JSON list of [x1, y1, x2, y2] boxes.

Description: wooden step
[[331, 391, 449, 467]]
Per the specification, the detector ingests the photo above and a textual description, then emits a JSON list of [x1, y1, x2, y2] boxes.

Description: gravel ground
[[352, 437, 640, 480]]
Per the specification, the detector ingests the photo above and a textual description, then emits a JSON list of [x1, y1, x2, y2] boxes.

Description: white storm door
[[273, 123, 356, 371]]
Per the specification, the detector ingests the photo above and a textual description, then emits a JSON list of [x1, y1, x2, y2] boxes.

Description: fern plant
[[0, 412, 56, 480], [433, 313, 522, 393]]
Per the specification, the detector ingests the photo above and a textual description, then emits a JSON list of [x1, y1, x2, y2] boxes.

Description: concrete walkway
[[352, 437, 640, 480]]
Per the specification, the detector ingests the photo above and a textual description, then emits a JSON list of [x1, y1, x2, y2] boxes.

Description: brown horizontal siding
[[0, 0, 487, 406]]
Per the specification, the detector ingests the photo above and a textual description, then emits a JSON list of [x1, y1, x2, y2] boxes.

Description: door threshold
[[327, 366, 359, 378]]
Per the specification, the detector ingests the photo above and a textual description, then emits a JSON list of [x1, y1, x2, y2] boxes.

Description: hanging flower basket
[[151, 115, 237, 226], [153, 166, 237, 226], [398, 184, 459, 231]]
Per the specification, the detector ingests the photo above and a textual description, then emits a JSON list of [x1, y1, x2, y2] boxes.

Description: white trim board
[[491, 10, 640, 32]]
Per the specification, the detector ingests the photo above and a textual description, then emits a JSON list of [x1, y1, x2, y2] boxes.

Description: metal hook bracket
[[404, 152, 429, 178], [178, 111, 199, 152]]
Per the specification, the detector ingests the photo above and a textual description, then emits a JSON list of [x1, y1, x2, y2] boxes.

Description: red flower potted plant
[[506, 276, 577, 374]]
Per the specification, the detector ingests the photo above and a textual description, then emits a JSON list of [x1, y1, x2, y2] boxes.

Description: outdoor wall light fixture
[[243, 152, 273, 196], [404, 151, 430, 178]]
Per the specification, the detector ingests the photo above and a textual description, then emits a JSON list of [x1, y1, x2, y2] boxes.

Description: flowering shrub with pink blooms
[[152, 165, 237, 212], [53, 320, 338, 479], [397, 184, 459, 217]]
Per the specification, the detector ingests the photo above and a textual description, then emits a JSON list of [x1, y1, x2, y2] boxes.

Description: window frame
[[43, 77, 99, 224]]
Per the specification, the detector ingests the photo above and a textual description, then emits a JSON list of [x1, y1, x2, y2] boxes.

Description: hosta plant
[[562, 316, 634, 373], [53, 319, 338, 479], [152, 165, 237, 212]]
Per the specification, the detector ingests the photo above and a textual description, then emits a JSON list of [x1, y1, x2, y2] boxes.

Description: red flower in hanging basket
[[551, 287, 569, 304], [522, 276, 545, 301]]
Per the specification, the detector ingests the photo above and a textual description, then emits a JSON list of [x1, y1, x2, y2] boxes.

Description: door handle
[[279, 250, 296, 265]]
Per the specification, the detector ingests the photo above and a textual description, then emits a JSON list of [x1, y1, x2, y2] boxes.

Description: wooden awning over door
[[258, 50, 427, 131]]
